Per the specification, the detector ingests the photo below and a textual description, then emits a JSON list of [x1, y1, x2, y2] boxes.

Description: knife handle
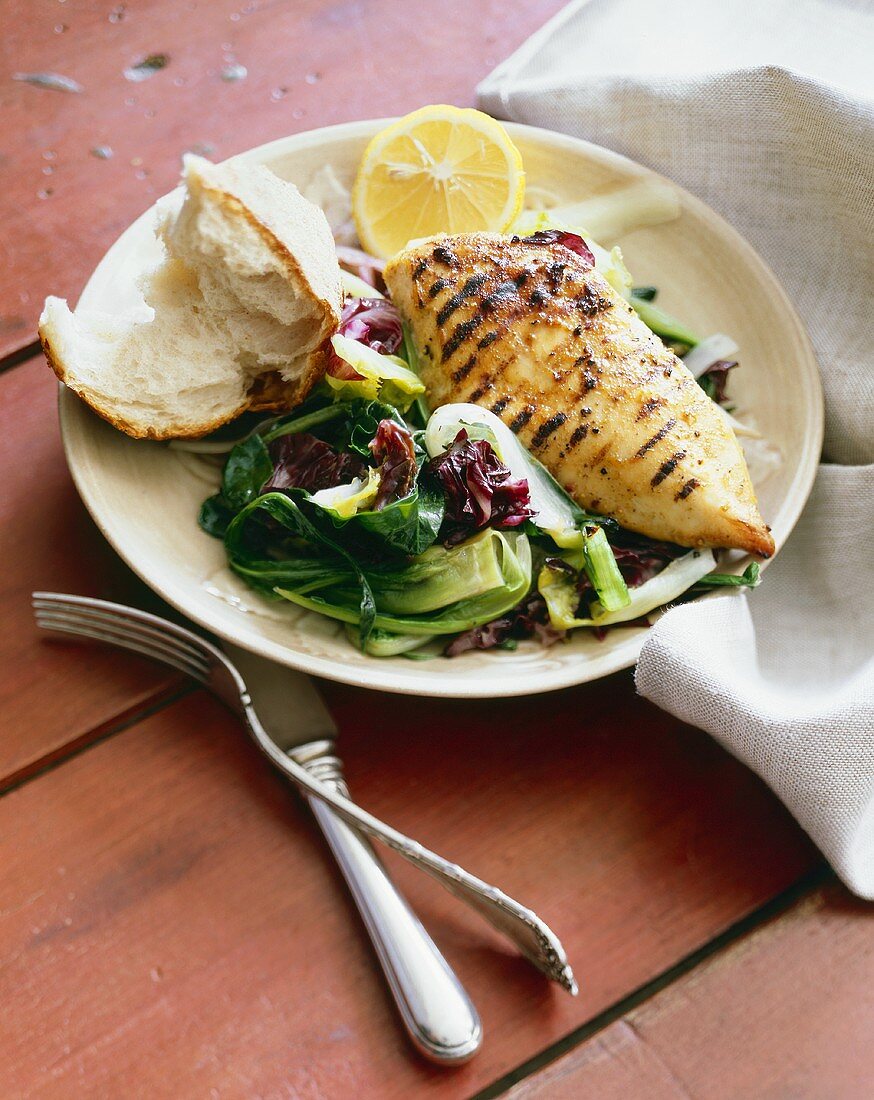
[[295, 753, 482, 1064]]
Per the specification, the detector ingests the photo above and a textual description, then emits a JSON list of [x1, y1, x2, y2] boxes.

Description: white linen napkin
[[479, 0, 874, 896]]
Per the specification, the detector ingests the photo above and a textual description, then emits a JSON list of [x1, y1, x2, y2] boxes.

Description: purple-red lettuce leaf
[[265, 432, 367, 494], [335, 245, 386, 292], [426, 429, 534, 545], [370, 419, 416, 511], [445, 594, 565, 656], [697, 359, 738, 404], [518, 229, 596, 268], [328, 297, 405, 381]]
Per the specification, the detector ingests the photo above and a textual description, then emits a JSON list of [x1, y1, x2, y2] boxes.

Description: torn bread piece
[[40, 155, 343, 439]]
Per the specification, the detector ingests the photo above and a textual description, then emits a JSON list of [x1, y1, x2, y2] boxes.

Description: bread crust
[[41, 327, 244, 440]]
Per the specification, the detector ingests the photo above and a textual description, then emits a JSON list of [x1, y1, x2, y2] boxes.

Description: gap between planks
[[0, 682, 194, 796], [472, 862, 833, 1100], [0, 338, 41, 375]]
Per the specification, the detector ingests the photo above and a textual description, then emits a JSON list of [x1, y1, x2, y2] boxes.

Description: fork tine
[[33, 598, 210, 668], [35, 614, 209, 681], [32, 591, 215, 679], [32, 592, 208, 643], [32, 592, 209, 642]]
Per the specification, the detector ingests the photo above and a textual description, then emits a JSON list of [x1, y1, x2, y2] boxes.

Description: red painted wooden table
[[2, 3, 870, 1096]]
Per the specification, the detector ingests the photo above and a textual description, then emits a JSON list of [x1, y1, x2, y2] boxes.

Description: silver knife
[[226, 645, 483, 1064]]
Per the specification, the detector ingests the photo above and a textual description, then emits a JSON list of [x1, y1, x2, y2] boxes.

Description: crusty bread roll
[[39, 155, 343, 439]]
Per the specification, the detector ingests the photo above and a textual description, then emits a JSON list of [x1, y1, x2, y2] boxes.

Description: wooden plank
[[505, 883, 874, 1100], [503, 1021, 688, 1100], [0, 0, 565, 361], [0, 355, 182, 787], [1, 684, 819, 1097]]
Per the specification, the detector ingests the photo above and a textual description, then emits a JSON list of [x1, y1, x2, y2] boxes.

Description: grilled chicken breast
[[384, 233, 774, 556]]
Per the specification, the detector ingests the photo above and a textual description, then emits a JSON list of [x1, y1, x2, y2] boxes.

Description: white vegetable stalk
[[341, 270, 385, 299], [542, 180, 681, 245], [540, 549, 718, 630], [683, 334, 739, 379]]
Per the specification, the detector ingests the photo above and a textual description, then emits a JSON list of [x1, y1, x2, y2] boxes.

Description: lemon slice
[[353, 105, 525, 258]]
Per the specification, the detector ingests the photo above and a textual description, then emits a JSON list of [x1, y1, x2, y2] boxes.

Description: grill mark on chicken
[[442, 315, 483, 361], [451, 355, 477, 383], [576, 285, 611, 317], [530, 287, 550, 307], [436, 273, 489, 325], [509, 406, 535, 434], [675, 478, 700, 501], [478, 331, 500, 349], [593, 442, 610, 463], [636, 419, 677, 458], [637, 397, 665, 421], [479, 281, 519, 313], [468, 375, 494, 403], [546, 262, 566, 290], [490, 397, 510, 416], [651, 451, 687, 487], [413, 258, 427, 279], [432, 245, 458, 266], [530, 412, 568, 450], [566, 423, 589, 450], [428, 277, 450, 298]]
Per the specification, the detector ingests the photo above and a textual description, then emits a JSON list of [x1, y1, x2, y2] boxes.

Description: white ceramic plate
[[59, 119, 822, 697]]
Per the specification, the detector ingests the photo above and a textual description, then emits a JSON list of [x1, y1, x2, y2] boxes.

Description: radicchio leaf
[[264, 433, 366, 494], [608, 532, 686, 588], [518, 229, 596, 268], [370, 419, 416, 510], [328, 297, 404, 380], [338, 297, 403, 355], [445, 595, 565, 656], [426, 429, 534, 545], [335, 245, 386, 291], [697, 359, 738, 404]]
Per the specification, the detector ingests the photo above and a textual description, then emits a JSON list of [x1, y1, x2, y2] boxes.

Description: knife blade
[[226, 645, 337, 749]]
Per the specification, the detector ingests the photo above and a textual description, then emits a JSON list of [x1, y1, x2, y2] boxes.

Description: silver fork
[[33, 593, 578, 999]]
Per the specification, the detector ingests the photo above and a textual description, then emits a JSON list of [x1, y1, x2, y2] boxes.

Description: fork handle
[[292, 748, 481, 1064], [245, 711, 577, 995]]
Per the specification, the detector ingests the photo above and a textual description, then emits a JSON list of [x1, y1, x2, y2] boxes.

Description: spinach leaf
[[262, 397, 404, 457], [221, 434, 273, 510], [199, 493, 235, 539], [224, 491, 376, 646], [349, 475, 444, 556], [302, 433, 444, 557], [332, 399, 406, 457], [261, 398, 346, 444]]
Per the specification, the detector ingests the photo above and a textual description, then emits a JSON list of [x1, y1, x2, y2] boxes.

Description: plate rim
[[58, 117, 824, 698]]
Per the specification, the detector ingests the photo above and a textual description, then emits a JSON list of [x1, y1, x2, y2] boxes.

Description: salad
[[195, 107, 768, 659], [198, 277, 757, 660]]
